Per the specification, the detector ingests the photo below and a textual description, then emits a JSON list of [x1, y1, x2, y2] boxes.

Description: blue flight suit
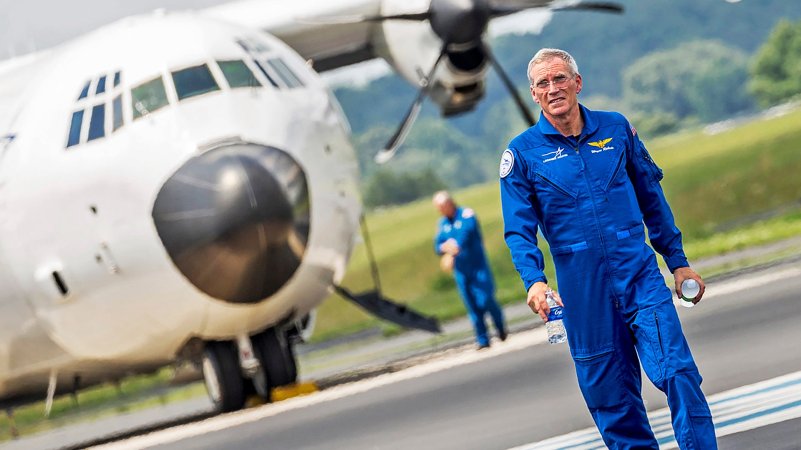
[[435, 207, 506, 347], [499, 105, 716, 449]]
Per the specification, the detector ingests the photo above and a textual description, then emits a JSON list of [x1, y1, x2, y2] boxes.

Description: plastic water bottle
[[680, 278, 700, 308], [545, 290, 567, 344]]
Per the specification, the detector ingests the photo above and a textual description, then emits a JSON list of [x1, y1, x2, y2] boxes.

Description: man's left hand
[[673, 266, 705, 304], [440, 238, 460, 256]]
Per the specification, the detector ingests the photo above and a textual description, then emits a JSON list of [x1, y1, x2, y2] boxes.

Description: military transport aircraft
[[0, 0, 620, 414]]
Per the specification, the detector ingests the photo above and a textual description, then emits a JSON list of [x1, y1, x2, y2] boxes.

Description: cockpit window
[[112, 95, 124, 132], [218, 60, 261, 88], [252, 60, 279, 88], [77, 81, 91, 100], [87, 104, 105, 141], [113, 71, 121, 87], [172, 64, 220, 101], [95, 75, 107, 95], [66, 110, 84, 148], [267, 58, 304, 88], [132, 75, 169, 119]]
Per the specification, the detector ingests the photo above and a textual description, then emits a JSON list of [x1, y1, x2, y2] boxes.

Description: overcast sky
[[0, 0, 233, 60]]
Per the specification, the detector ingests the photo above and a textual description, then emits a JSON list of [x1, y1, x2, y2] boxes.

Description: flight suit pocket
[[632, 310, 666, 386], [550, 241, 588, 255], [573, 348, 628, 410], [684, 406, 715, 449]]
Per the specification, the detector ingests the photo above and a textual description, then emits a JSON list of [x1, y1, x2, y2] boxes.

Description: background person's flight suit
[[435, 206, 506, 348]]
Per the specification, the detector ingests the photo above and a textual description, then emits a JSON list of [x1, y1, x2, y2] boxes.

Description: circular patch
[[499, 149, 514, 178]]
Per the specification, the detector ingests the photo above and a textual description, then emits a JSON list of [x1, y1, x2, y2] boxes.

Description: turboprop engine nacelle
[[375, 0, 491, 116]]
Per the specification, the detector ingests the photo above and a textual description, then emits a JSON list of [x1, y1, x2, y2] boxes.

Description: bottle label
[[547, 306, 563, 322]]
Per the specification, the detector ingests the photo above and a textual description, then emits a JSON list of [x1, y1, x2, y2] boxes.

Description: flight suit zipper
[[574, 138, 618, 305], [654, 312, 664, 355]]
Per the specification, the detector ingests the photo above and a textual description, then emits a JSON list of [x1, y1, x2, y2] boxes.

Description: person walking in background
[[499, 48, 717, 448], [433, 190, 507, 350]]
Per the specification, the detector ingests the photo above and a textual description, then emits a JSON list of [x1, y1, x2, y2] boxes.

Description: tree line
[[332, 0, 801, 208]]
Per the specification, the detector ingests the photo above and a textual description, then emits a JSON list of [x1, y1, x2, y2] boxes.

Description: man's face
[[437, 199, 456, 218], [529, 57, 582, 120]]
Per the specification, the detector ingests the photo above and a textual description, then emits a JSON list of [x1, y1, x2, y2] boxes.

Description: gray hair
[[432, 190, 452, 205], [527, 48, 579, 85]]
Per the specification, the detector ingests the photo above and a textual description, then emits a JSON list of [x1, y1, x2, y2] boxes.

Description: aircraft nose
[[152, 142, 310, 304]]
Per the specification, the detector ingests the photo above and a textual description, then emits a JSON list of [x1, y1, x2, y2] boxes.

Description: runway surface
[[93, 262, 801, 450]]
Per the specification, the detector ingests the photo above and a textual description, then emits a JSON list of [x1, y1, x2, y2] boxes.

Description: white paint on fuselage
[[0, 10, 361, 400]]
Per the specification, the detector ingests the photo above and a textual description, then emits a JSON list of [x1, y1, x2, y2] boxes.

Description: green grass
[[0, 367, 205, 441], [314, 106, 801, 342]]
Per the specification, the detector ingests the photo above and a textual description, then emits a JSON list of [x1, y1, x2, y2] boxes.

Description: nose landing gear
[[201, 326, 298, 413]]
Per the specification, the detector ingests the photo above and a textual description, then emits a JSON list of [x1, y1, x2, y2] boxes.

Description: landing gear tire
[[252, 327, 298, 401], [202, 341, 246, 412]]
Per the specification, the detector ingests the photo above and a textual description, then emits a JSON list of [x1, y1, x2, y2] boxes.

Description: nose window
[[132, 75, 169, 119], [171, 64, 220, 101], [218, 60, 262, 88]]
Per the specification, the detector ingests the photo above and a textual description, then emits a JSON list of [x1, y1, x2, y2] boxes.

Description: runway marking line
[[507, 370, 801, 449]]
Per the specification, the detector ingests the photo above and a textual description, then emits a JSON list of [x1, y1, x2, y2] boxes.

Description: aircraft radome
[[0, 0, 621, 414]]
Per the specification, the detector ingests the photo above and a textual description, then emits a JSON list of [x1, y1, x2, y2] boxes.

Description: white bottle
[[545, 290, 567, 344], [680, 278, 700, 308]]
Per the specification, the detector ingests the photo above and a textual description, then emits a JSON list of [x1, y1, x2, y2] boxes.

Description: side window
[[66, 110, 84, 148], [112, 95, 124, 132], [171, 64, 220, 101], [87, 104, 105, 141], [218, 60, 261, 88], [252, 60, 278, 87], [267, 59, 304, 88], [131, 76, 169, 119]]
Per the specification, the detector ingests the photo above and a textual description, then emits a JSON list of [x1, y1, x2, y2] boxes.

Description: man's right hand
[[527, 281, 563, 322]]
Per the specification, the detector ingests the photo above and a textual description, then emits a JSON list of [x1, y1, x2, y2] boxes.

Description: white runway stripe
[[509, 370, 801, 450]]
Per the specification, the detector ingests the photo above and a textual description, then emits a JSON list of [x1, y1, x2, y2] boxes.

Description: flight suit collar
[[536, 104, 599, 138]]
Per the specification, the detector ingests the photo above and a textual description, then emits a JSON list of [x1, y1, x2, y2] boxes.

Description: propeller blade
[[485, 45, 535, 126], [296, 12, 430, 25], [490, 0, 623, 18], [552, 1, 624, 13], [375, 45, 449, 164]]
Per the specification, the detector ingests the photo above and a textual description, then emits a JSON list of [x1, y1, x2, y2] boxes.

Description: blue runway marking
[[508, 371, 801, 450]]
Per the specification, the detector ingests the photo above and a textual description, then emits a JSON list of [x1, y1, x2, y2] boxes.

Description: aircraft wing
[[202, 0, 382, 72]]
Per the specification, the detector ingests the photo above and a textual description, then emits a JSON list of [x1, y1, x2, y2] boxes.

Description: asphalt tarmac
[[82, 260, 801, 450]]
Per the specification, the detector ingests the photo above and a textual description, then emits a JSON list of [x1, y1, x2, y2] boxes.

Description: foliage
[[363, 168, 446, 208], [625, 110, 681, 137], [489, 0, 801, 99], [621, 40, 754, 123], [749, 19, 801, 108]]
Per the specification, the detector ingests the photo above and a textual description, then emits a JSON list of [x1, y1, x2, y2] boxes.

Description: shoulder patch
[[462, 208, 475, 219], [499, 149, 514, 178]]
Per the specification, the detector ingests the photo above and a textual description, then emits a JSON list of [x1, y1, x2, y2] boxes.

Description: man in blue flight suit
[[433, 190, 507, 349], [499, 48, 717, 448]]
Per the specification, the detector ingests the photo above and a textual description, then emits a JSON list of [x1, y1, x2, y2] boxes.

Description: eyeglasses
[[532, 74, 573, 91]]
